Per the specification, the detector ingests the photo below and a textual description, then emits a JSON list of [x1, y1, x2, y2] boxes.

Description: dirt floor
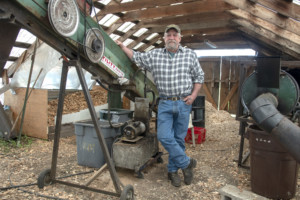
[[1, 98, 299, 200]]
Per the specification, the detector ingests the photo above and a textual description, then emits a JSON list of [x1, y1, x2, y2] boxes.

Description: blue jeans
[[157, 99, 192, 172]]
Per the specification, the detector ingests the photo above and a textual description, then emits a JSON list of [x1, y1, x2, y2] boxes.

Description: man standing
[[116, 24, 204, 187]]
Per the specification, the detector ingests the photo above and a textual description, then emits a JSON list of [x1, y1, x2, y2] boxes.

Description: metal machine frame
[[37, 59, 133, 199]]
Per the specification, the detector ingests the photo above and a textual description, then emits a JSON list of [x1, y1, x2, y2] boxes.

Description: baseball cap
[[164, 24, 181, 34]]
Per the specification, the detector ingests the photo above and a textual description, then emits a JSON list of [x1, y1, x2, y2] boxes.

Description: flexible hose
[[249, 93, 300, 163]]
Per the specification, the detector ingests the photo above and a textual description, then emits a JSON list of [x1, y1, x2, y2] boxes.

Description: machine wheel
[[37, 169, 52, 189], [120, 184, 134, 200], [157, 157, 163, 164], [48, 0, 80, 37], [136, 171, 144, 179]]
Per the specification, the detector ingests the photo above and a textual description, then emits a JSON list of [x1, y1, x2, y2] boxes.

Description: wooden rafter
[[224, 0, 300, 36], [229, 9, 300, 45], [233, 18, 300, 54], [96, 0, 202, 15], [251, 0, 300, 20], [237, 25, 300, 59], [120, 1, 235, 22]]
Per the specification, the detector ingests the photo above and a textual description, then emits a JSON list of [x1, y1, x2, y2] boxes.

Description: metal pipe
[[249, 93, 300, 163], [16, 39, 38, 146], [50, 61, 69, 180]]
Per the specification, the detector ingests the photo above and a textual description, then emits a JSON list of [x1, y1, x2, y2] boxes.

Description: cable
[[1, 170, 94, 191], [7, 172, 66, 200]]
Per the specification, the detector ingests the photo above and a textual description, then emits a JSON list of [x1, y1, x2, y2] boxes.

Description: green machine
[[241, 70, 299, 116], [239, 57, 300, 159], [0, 0, 161, 199], [239, 58, 300, 199], [240, 59, 300, 163]]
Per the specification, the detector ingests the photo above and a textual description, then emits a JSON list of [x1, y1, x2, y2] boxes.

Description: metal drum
[[248, 125, 299, 199], [241, 70, 299, 115]]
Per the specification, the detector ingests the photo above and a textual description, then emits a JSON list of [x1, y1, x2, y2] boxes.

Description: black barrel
[[248, 125, 298, 199]]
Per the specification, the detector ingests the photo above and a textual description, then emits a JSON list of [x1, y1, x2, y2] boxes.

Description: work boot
[[182, 158, 197, 185], [168, 171, 181, 187]]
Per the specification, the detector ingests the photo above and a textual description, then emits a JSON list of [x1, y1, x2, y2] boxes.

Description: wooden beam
[[137, 35, 160, 52], [181, 28, 237, 37], [7, 56, 18, 62], [7, 40, 43, 77], [181, 32, 244, 43], [127, 32, 153, 49], [203, 83, 217, 109], [245, 40, 277, 56], [233, 19, 300, 55], [220, 81, 239, 110], [14, 41, 32, 49], [234, 9, 300, 45], [229, 9, 300, 46], [105, 20, 123, 35], [1, 69, 9, 85], [117, 22, 144, 42], [121, 1, 235, 22], [0, 84, 10, 95], [253, 0, 300, 20], [148, 20, 232, 34], [142, 12, 232, 27], [97, 0, 202, 15], [224, 0, 300, 36], [184, 41, 250, 50], [238, 26, 300, 59]]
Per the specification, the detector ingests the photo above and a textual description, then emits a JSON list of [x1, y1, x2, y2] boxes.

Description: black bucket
[[192, 96, 205, 127], [248, 125, 299, 199]]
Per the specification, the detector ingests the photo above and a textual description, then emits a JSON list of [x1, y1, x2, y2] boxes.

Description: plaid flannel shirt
[[132, 45, 204, 97]]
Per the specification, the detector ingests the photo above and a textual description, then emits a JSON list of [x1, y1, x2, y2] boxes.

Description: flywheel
[[84, 28, 105, 63], [48, 0, 80, 37]]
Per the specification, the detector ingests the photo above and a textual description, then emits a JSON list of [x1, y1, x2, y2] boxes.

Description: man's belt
[[160, 96, 185, 101]]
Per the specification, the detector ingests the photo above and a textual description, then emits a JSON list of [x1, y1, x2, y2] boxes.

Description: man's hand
[[115, 40, 133, 59], [184, 95, 195, 105], [115, 40, 123, 47]]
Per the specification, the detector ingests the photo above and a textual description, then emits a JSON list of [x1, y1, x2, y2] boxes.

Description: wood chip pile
[[47, 86, 107, 126]]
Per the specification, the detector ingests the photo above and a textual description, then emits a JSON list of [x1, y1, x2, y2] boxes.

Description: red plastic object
[[185, 127, 206, 144]]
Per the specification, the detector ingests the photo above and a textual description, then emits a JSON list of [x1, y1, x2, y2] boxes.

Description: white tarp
[[10, 43, 95, 90]]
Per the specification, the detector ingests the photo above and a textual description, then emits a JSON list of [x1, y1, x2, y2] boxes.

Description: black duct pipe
[[249, 93, 300, 163]]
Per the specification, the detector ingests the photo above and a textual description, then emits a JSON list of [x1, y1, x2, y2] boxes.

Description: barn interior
[[0, 0, 300, 199]]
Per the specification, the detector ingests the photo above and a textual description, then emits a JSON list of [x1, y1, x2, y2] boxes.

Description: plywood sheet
[[4, 88, 48, 139]]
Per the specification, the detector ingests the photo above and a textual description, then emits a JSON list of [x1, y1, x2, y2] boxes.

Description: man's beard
[[166, 40, 178, 52]]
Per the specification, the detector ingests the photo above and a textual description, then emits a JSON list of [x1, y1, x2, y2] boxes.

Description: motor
[[123, 121, 146, 140]]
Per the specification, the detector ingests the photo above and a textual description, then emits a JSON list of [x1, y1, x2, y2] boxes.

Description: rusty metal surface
[[134, 97, 150, 123], [249, 125, 299, 199]]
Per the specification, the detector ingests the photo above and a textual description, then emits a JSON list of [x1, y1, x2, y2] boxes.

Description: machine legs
[[37, 59, 134, 199]]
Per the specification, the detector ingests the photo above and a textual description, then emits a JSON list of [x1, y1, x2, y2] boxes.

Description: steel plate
[[48, 0, 79, 37], [84, 28, 105, 63]]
